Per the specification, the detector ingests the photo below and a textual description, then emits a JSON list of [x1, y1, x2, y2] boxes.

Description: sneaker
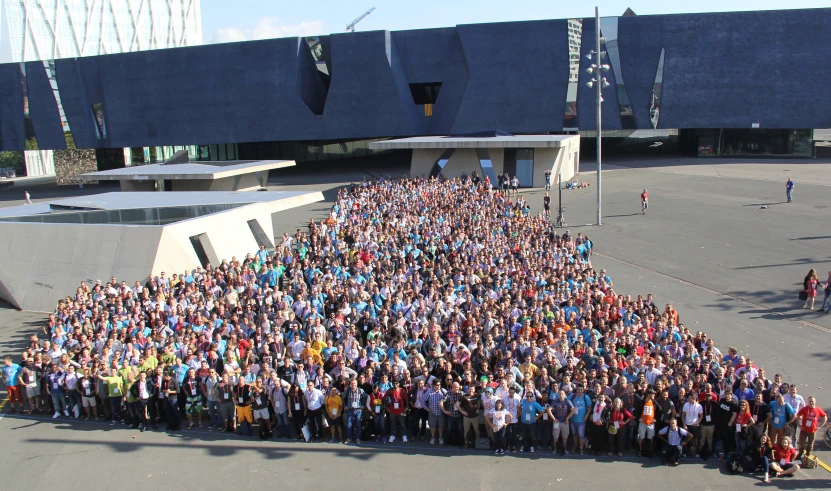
[[52, 412, 60, 419], [110, 420, 116, 425], [530, 446, 535, 453], [520, 446, 525, 452], [499, 449, 505, 455], [439, 438, 444, 445], [495, 449, 500, 455], [388, 435, 395, 443], [63, 410, 70, 417], [140, 425, 146, 432], [403, 436, 408, 443], [356, 439, 361, 445], [188, 423, 195, 430], [430, 438, 436, 445], [84, 416, 90, 421], [381, 436, 387, 444]]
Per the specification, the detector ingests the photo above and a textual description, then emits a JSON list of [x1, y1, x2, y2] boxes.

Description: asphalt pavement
[[1, 156, 830, 490]]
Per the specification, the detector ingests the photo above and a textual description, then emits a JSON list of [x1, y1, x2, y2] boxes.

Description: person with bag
[[658, 418, 692, 465], [802, 269, 818, 310], [605, 397, 633, 457], [287, 384, 307, 441], [487, 399, 513, 455], [325, 387, 344, 443]]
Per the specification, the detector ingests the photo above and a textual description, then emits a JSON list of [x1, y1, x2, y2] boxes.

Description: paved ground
[[1, 156, 830, 489]]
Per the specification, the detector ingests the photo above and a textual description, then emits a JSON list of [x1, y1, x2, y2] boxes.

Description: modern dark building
[[0, 8, 829, 181]]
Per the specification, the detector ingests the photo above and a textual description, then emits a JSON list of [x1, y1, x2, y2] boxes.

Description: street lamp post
[[585, 7, 609, 226]]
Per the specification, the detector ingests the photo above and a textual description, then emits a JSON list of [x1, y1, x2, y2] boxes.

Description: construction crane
[[346, 7, 375, 32]]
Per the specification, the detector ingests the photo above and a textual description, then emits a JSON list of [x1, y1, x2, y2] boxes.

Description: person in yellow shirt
[[325, 387, 344, 443], [519, 355, 540, 379], [301, 346, 323, 366], [99, 369, 125, 424]]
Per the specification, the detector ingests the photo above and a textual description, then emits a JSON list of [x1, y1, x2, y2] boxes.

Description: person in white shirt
[[784, 385, 806, 442], [481, 386, 499, 441], [304, 385, 326, 442], [502, 386, 521, 451], [487, 399, 514, 455], [681, 392, 704, 457]]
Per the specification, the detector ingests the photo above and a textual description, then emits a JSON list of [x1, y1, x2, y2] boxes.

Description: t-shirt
[[520, 399, 544, 424], [641, 400, 655, 426], [459, 394, 482, 419], [797, 406, 827, 434], [568, 393, 590, 422], [491, 409, 509, 430], [3, 363, 22, 386], [716, 399, 738, 426], [550, 398, 574, 422], [682, 402, 703, 426], [769, 400, 794, 429]]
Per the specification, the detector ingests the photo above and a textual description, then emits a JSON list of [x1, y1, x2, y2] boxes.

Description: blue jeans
[[207, 400, 221, 426], [346, 409, 363, 441], [274, 411, 290, 437], [821, 290, 831, 311], [51, 390, 66, 414], [787, 189, 793, 201]]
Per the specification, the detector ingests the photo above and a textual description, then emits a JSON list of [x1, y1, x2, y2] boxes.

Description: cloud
[[211, 17, 326, 44]]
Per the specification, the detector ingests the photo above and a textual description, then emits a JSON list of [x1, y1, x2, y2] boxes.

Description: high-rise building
[[0, 0, 202, 176]]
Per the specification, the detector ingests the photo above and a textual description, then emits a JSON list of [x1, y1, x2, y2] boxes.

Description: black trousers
[[136, 399, 149, 426], [521, 423, 536, 448], [164, 398, 181, 430], [663, 444, 683, 463], [307, 408, 323, 440]]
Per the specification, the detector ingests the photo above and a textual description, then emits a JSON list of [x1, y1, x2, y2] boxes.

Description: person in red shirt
[[772, 436, 800, 477], [384, 379, 409, 443], [796, 396, 828, 457], [640, 189, 648, 214]]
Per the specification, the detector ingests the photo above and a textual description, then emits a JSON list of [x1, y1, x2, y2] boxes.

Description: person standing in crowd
[[488, 399, 512, 455], [0, 173, 815, 484], [795, 396, 827, 458], [658, 418, 692, 465], [3, 357, 23, 414], [519, 389, 544, 453]]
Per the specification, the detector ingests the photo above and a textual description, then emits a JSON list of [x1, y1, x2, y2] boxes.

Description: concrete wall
[[441, 149, 482, 179], [0, 191, 324, 311], [410, 149, 445, 177]]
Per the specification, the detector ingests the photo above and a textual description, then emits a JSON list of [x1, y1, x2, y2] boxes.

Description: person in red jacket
[[384, 379, 409, 443]]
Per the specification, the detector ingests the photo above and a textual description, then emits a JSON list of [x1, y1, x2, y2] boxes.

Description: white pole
[[595, 6, 602, 226]]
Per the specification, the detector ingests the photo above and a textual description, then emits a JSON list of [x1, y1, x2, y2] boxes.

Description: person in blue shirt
[[786, 177, 794, 202], [519, 391, 545, 452], [3, 357, 23, 413], [733, 379, 755, 403], [568, 385, 592, 455], [769, 393, 796, 444]]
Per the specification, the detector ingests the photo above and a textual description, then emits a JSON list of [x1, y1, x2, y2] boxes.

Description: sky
[[201, 0, 829, 44]]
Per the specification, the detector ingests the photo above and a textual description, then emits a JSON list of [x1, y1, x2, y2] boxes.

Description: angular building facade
[[0, 0, 202, 177], [0, 8, 827, 178]]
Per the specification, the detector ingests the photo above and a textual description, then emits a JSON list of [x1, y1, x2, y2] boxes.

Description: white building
[[0, 0, 203, 176]]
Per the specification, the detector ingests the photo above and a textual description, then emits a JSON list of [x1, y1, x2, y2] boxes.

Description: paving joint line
[[593, 252, 831, 335]]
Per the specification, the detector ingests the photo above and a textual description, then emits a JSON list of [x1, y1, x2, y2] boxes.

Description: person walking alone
[[786, 177, 794, 203], [820, 271, 831, 313], [641, 189, 649, 214]]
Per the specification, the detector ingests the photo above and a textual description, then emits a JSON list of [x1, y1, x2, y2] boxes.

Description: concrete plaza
[[0, 156, 830, 490]]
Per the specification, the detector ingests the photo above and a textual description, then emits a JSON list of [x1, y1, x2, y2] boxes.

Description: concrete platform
[[0, 190, 323, 312], [79, 160, 296, 192]]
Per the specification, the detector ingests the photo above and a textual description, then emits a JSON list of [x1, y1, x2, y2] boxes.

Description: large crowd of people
[[1, 175, 827, 482]]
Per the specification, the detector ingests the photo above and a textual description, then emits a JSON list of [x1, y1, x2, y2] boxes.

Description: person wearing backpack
[[658, 418, 692, 465]]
